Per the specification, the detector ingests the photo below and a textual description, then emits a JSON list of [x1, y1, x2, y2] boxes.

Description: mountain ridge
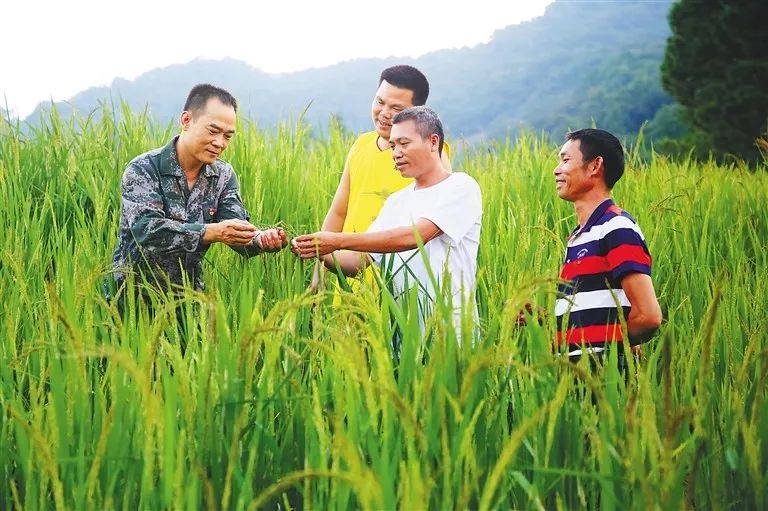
[[26, 0, 677, 141]]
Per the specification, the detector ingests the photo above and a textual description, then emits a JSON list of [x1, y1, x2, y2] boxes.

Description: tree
[[661, 0, 768, 161]]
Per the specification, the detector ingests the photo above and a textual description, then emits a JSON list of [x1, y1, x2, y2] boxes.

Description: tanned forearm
[[627, 309, 662, 343], [294, 219, 441, 259], [321, 162, 351, 232], [338, 224, 440, 254], [321, 251, 371, 276], [622, 273, 663, 345], [321, 210, 345, 232]]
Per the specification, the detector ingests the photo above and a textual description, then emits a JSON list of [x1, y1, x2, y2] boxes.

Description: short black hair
[[392, 106, 444, 156], [379, 65, 429, 106], [183, 84, 238, 115], [566, 129, 625, 188]]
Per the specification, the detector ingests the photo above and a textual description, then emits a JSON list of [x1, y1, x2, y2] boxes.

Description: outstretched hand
[[291, 232, 343, 259], [254, 228, 289, 252], [204, 219, 259, 246]]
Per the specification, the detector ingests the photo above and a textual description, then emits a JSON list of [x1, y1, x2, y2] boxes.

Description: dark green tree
[[662, 0, 768, 161]]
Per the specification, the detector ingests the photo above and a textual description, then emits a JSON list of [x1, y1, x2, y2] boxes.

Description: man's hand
[[289, 240, 368, 277], [516, 302, 547, 327], [203, 219, 258, 246], [621, 273, 662, 342], [292, 232, 343, 259], [254, 228, 289, 252]]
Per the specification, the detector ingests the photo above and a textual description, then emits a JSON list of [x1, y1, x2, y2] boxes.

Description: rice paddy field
[[1, 107, 767, 510]]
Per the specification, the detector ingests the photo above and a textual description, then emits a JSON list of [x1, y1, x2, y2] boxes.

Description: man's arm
[[310, 160, 352, 290], [621, 273, 662, 344], [294, 218, 442, 258], [601, 215, 659, 345], [319, 251, 373, 277], [321, 160, 351, 232]]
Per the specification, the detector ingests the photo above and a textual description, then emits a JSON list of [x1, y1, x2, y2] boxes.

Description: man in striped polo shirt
[[554, 129, 662, 359]]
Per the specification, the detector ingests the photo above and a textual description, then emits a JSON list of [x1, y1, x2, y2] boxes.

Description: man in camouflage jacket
[[110, 84, 287, 293]]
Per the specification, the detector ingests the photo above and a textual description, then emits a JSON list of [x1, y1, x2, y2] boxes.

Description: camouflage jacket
[[110, 136, 259, 291]]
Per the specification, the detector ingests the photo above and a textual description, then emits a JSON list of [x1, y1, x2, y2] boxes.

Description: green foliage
[[645, 103, 689, 141], [1, 106, 767, 509], [662, 0, 768, 161]]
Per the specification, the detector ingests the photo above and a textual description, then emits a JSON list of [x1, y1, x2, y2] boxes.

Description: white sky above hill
[[1, 0, 552, 118]]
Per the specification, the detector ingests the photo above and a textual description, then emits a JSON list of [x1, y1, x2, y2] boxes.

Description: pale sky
[[1, 0, 552, 118]]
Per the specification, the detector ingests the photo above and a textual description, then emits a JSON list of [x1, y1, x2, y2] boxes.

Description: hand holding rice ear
[[291, 232, 344, 259], [253, 227, 289, 252], [109, 84, 290, 292], [290, 237, 304, 257]]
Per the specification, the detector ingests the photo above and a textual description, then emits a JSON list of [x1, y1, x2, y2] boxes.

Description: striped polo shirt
[[555, 199, 652, 354]]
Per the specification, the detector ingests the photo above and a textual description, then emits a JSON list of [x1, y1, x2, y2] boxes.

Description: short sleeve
[[602, 216, 652, 281], [420, 174, 482, 244], [366, 194, 398, 266], [366, 204, 388, 234]]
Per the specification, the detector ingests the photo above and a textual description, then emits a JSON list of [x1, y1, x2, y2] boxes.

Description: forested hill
[[26, 0, 678, 141]]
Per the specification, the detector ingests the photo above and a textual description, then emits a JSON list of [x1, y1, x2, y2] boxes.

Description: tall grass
[[0, 106, 766, 509]]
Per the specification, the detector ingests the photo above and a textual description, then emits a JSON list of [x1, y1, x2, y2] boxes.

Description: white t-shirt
[[367, 172, 482, 326]]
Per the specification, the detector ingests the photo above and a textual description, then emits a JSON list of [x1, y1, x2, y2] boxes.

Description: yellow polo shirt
[[335, 131, 452, 294], [342, 131, 452, 233]]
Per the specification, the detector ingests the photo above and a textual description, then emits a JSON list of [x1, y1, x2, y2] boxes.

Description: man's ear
[[589, 155, 604, 177], [180, 111, 192, 131], [430, 133, 440, 152]]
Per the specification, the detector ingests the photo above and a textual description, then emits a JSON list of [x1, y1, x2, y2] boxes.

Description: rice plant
[[0, 105, 766, 509]]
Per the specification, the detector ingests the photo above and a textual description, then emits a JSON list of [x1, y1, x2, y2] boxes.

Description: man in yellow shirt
[[313, 65, 451, 291]]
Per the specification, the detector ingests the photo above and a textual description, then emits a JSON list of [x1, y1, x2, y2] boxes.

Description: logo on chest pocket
[[203, 203, 218, 221]]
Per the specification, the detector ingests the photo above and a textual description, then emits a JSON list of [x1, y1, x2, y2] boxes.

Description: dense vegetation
[[1, 107, 766, 509], [662, 0, 768, 161], [25, 1, 679, 144]]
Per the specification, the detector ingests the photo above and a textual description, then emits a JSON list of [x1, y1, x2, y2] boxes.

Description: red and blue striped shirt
[[555, 199, 652, 352]]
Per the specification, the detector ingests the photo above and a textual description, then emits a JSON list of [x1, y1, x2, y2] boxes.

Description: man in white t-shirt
[[292, 106, 482, 334]]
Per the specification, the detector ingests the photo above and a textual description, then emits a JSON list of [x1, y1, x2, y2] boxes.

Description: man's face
[[554, 139, 596, 202], [371, 80, 415, 139], [389, 119, 438, 179], [180, 97, 237, 165]]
